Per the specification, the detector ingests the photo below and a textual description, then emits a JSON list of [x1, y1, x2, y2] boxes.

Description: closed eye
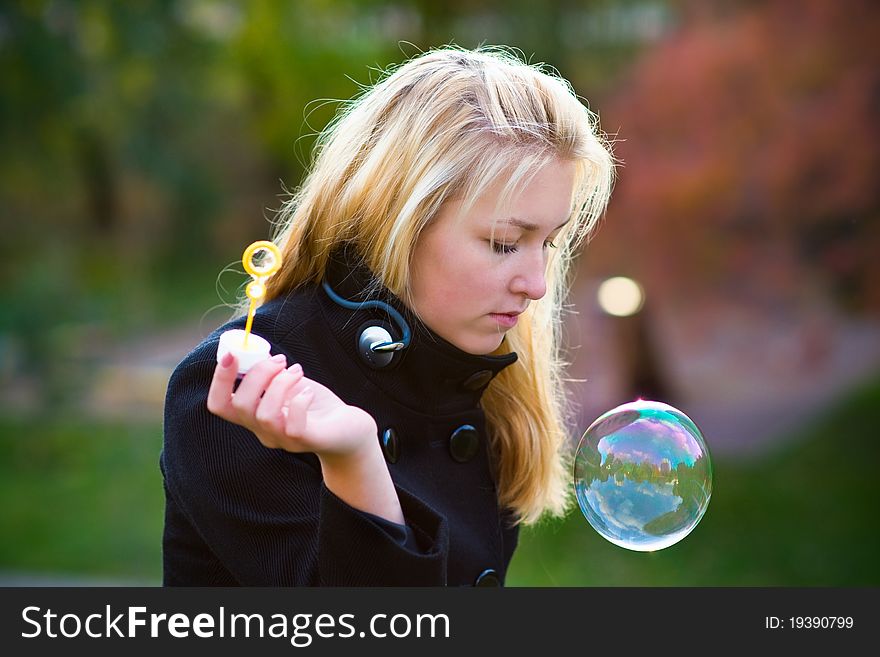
[[491, 241, 518, 254], [490, 239, 558, 254]]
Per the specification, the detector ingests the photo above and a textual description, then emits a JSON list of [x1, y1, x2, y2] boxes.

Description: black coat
[[161, 246, 521, 586]]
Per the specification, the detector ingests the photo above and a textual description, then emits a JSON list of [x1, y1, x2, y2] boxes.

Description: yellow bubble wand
[[216, 240, 283, 375], [241, 240, 282, 349]]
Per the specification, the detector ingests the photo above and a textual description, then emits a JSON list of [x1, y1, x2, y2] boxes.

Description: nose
[[509, 252, 548, 301]]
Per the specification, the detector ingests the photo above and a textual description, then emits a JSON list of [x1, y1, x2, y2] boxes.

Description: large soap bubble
[[574, 400, 712, 552]]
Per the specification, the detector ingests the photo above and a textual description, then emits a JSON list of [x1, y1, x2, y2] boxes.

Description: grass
[[0, 417, 164, 583], [506, 375, 880, 586], [0, 375, 877, 586]]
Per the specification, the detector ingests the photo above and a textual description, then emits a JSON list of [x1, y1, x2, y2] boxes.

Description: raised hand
[[207, 353, 378, 460], [205, 351, 402, 524]]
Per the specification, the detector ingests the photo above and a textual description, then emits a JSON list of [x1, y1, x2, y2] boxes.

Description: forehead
[[459, 159, 577, 229]]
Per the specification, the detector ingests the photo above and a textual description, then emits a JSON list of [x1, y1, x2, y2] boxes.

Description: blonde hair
[[259, 46, 615, 525]]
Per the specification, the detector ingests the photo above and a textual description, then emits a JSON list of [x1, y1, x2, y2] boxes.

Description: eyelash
[[491, 240, 558, 254]]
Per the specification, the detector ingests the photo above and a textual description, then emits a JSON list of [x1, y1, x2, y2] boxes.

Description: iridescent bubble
[[573, 400, 712, 552]]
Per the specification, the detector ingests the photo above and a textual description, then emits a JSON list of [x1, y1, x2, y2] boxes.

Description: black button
[[461, 369, 493, 391], [380, 428, 399, 464], [449, 425, 479, 463], [474, 569, 501, 587]]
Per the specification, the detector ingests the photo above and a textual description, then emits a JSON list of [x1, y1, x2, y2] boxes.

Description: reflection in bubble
[[574, 400, 713, 551]]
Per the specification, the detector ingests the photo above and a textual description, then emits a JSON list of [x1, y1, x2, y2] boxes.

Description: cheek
[[424, 255, 483, 319], [429, 262, 465, 310], [412, 247, 458, 314], [413, 239, 507, 321], [451, 249, 508, 313]]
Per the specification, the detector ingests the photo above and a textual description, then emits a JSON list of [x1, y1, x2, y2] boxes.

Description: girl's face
[[410, 158, 576, 355]]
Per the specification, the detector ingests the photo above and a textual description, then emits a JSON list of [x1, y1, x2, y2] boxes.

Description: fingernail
[[271, 354, 286, 363], [220, 352, 233, 368], [288, 363, 302, 373]]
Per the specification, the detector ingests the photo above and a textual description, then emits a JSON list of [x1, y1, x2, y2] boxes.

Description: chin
[[455, 334, 506, 356]]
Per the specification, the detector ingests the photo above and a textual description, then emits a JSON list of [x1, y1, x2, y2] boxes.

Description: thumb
[[207, 352, 239, 418]]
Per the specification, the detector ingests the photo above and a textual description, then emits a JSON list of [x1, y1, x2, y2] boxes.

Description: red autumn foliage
[[592, 0, 880, 313]]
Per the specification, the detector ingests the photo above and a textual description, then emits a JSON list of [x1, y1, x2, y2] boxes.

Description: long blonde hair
[[259, 46, 615, 525]]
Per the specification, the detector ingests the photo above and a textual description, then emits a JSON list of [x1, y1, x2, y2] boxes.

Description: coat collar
[[316, 244, 519, 414]]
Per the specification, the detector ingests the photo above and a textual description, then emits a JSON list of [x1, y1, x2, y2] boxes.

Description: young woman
[[161, 46, 615, 586]]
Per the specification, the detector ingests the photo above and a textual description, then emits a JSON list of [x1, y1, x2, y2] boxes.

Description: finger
[[280, 369, 310, 418], [255, 364, 304, 428], [283, 369, 311, 400], [284, 386, 314, 443], [230, 354, 288, 417], [206, 352, 238, 419]]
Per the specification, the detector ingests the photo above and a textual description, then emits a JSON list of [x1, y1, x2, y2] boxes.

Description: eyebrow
[[502, 217, 571, 232]]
